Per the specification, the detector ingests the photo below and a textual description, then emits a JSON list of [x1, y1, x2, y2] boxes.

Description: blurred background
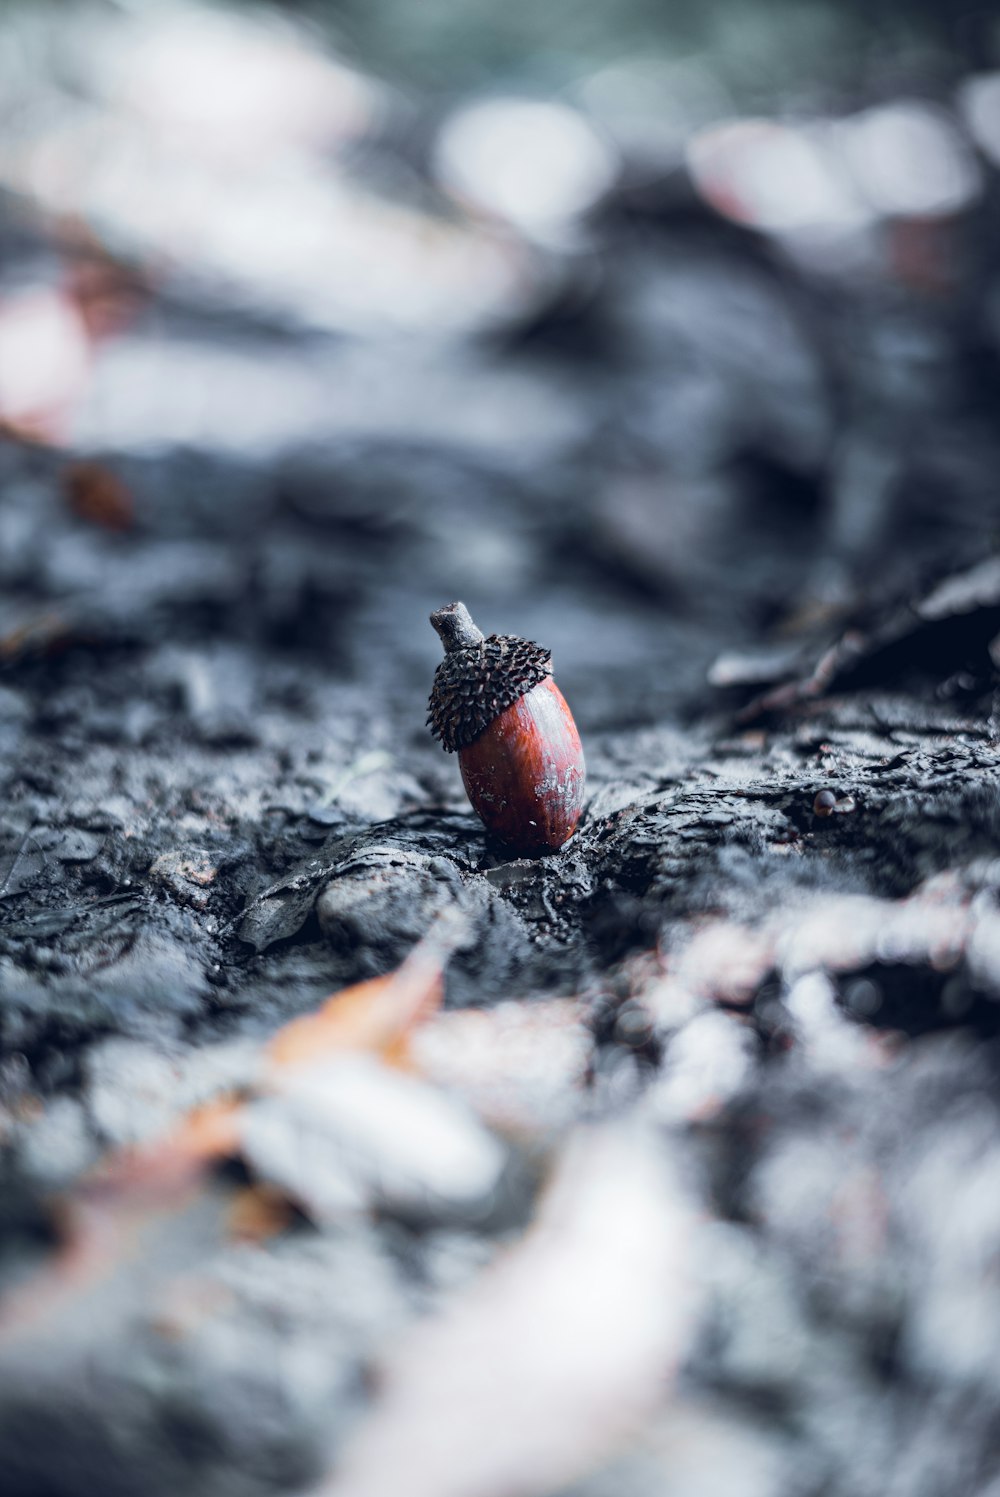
[[3, 2, 1000, 1496], [2, 0, 999, 718]]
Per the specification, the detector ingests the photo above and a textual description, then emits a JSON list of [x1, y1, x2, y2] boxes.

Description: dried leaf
[[0, 1109, 239, 1344], [99, 1098, 245, 1194], [268, 916, 459, 1071], [0, 922, 461, 1344]]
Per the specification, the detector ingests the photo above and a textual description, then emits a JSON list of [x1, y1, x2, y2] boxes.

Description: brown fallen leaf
[[0, 915, 463, 1345], [95, 1097, 246, 1197], [267, 914, 458, 1072], [0, 1093, 246, 1342]]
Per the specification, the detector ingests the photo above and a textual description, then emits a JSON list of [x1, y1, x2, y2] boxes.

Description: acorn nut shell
[[428, 603, 585, 857]]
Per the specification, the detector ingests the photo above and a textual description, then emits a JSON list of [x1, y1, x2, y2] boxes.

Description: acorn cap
[[427, 602, 551, 752]]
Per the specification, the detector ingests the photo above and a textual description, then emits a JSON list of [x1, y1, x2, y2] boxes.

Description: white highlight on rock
[[958, 73, 1000, 168], [687, 118, 870, 233], [435, 97, 618, 236], [836, 100, 981, 219], [320, 1125, 694, 1497]]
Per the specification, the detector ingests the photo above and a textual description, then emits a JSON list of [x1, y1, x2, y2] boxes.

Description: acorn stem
[[430, 601, 484, 654]]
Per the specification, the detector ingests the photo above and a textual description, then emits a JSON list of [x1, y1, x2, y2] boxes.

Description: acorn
[[427, 602, 585, 857]]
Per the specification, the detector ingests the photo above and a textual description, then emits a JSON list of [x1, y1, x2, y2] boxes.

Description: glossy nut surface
[[458, 677, 585, 856]]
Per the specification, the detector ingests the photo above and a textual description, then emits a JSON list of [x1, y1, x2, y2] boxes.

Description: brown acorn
[[427, 602, 585, 857]]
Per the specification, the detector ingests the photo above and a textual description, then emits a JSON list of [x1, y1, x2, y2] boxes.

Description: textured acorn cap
[[427, 603, 551, 752]]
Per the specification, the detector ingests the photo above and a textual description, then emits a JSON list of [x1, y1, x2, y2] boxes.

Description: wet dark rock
[[315, 841, 541, 1001]]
